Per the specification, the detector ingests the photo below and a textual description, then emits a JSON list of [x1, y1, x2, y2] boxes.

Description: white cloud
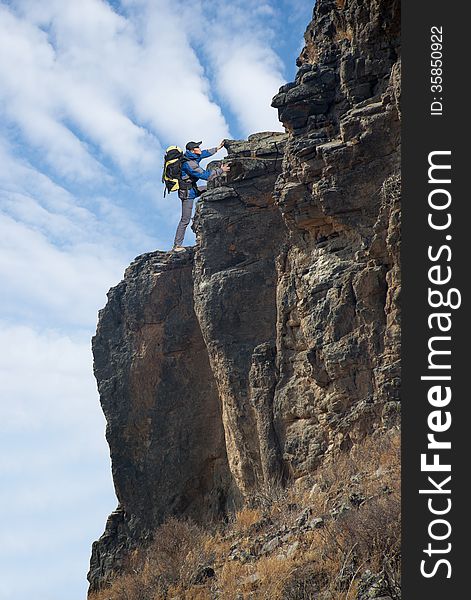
[[0, 6, 106, 181], [187, 0, 286, 136], [0, 324, 98, 428], [0, 140, 96, 237], [0, 0, 232, 183], [0, 212, 125, 327], [0, 138, 164, 329], [205, 42, 285, 134], [0, 323, 116, 600], [280, 0, 315, 25], [0, 0, 287, 179]]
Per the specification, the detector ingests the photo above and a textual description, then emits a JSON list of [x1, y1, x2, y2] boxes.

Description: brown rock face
[[270, 0, 401, 476], [88, 251, 232, 590], [88, 0, 401, 592], [192, 132, 288, 496]]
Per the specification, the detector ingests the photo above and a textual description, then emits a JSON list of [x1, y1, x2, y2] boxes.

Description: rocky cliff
[[88, 0, 401, 593]]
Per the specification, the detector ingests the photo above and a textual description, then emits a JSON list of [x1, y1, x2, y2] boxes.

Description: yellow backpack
[[161, 146, 184, 197]]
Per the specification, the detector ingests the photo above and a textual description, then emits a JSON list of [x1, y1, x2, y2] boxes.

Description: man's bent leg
[[174, 193, 194, 247]]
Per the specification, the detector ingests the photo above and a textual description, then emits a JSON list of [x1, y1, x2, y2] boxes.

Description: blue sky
[[0, 1, 314, 598]]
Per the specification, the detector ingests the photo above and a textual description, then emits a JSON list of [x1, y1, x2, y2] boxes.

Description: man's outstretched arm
[[200, 140, 225, 159], [183, 162, 223, 181], [200, 148, 217, 160]]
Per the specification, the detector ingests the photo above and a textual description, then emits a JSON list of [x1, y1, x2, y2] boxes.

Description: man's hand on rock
[[221, 164, 230, 173], [217, 140, 226, 151]]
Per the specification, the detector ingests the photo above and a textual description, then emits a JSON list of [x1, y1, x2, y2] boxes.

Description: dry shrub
[[339, 493, 401, 568], [315, 430, 400, 501], [90, 518, 214, 600], [248, 478, 287, 510], [281, 563, 324, 600], [147, 518, 211, 585], [89, 566, 161, 600], [233, 507, 263, 533], [216, 555, 297, 600], [314, 492, 401, 590], [299, 43, 319, 66], [217, 560, 252, 600], [256, 555, 297, 600], [91, 431, 401, 600], [166, 584, 212, 600], [248, 480, 302, 530], [298, 431, 401, 598]]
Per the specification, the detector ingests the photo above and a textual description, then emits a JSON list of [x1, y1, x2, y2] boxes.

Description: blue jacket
[[181, 147, 223, 199]]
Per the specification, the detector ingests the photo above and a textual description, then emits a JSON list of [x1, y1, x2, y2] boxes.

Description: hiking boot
[[173, 245, 186, 253]]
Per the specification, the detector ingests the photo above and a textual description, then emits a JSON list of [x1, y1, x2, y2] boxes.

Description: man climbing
[[173, 140, 230, 252]]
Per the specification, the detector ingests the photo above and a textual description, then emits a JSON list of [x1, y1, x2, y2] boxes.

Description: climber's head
[[186, 141, 202, 155]]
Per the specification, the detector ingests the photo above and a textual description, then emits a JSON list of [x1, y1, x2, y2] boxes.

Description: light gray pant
[[173, 192, 194, 246]]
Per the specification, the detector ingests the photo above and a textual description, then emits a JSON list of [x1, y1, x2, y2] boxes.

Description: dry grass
[[90, 431, 400, 600], [217, 560, 253, 599], [256, 556, 297, 599], [292, 430, 401, 598], [90, 518, 215, 600], [233, 508, 263, 533]]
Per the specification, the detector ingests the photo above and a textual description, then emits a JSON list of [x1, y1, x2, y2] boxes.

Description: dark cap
[[186, 141, 202, 151]]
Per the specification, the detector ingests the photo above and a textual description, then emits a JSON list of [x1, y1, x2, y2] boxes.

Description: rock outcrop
[[270, 0, 401, 476], [88, 0, 401, 593], [88, 250, 234, 588], [193, 132, 288, 496]]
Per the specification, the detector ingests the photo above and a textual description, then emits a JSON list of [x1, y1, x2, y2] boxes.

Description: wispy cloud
[[0, 0, 232, 183], [187, 0, 286, 136], [0, 140, 147, 329], [0, 214, 124, 327], [0, 322, 115, 600]]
